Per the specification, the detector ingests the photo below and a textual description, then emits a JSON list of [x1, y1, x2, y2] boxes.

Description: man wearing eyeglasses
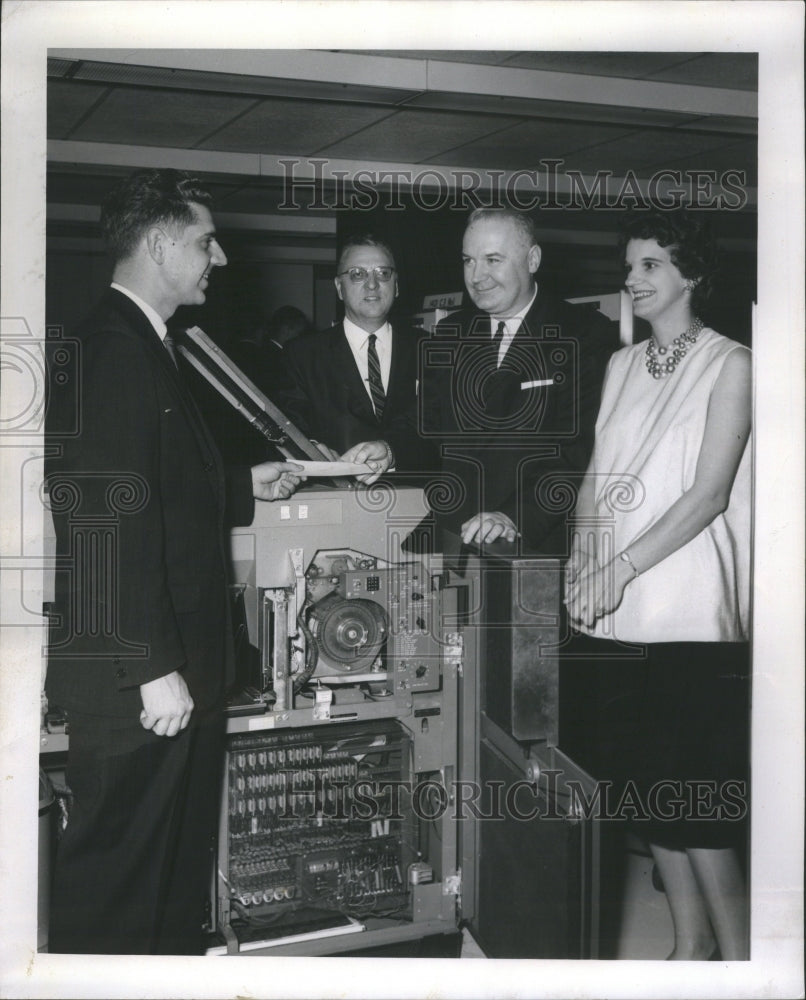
[[278, 233, 429, 482]]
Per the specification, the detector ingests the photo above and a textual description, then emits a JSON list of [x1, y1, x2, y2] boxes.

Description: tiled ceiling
[[200, 100, 397, 155], [66, 87, 260, 147], [47, 49, 758, 261]]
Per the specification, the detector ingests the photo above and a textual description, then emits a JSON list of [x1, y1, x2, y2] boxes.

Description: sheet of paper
[[293, 461, 372, 477]]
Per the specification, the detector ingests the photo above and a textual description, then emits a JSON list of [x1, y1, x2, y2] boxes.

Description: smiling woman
[[565, 208, 752, 960], [622, 212, 719, 350]]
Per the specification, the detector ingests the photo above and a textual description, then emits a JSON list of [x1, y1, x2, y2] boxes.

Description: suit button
[[204, 462, 214, 472], [115, 668, 127, 680]]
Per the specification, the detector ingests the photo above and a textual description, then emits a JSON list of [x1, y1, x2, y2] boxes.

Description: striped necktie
[[163, 332, 179, 367], [367, 333, 385, 420]]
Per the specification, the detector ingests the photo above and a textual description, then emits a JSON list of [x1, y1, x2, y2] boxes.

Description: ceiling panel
[[428, 118, 637, 170], [47, 80, 111, 139], [647, 53, 758, 90], [648, 137, 758, 185], [197, 97, 396, 154], [315, 108, 523, 161], [562, 128, 757, 180], [405, 89, 712, 129], [69, 88, 258, 147]]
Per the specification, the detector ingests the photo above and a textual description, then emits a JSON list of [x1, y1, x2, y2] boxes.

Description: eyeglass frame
[[336, 266, 397, 284]]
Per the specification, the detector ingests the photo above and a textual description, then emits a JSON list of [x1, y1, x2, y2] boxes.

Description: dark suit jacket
[[421, 291, 617, 556], [277, 322, 435, 472], [45, 289, 255, 733]]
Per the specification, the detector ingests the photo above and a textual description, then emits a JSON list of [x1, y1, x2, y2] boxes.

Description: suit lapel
[[106, 291, 225, 501], [385, 324, 403, 408], [518, 293, 549, 341], [477, 297, 551, 436], [333, 324, 377, 424]]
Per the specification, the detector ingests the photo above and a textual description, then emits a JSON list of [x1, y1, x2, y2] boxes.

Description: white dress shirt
[[110, 282, 168, 340], [491, 284, 538, 366], [342, 318, 392, 406]]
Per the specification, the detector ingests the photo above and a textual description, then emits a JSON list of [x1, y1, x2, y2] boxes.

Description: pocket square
[[520, 378, 554, 389]]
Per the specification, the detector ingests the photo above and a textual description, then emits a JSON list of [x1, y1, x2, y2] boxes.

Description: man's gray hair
[[465, 208, 539, 248]]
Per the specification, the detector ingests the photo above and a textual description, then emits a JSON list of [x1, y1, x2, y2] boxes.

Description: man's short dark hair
[[464, 208, 539, 249], [337, 232, 397, 270], [101, 169, 213, 264]]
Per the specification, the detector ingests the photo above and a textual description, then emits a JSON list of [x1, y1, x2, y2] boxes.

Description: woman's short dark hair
[[101, 169, 213, 264], [619, 209, 719, 314]]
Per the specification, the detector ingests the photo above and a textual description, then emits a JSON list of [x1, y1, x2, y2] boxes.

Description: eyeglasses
[[337, 266, 396, 284]]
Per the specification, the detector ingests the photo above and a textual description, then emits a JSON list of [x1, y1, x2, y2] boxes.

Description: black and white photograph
[[0, 2, 803, 998]]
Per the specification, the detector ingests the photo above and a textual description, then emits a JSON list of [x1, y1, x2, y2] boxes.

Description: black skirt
[[560, 634, 750, 849]]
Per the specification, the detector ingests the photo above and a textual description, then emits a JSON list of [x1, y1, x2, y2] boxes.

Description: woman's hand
[[564, 545, 593, 602], [564, 556, 634, 629]]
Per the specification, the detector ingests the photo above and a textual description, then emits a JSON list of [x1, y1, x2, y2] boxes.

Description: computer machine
[[176, 327, 603, 958]]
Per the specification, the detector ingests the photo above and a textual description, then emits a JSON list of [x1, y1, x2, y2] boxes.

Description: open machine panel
[[211, 488, 601, 958], [215, 488, 469, 955]]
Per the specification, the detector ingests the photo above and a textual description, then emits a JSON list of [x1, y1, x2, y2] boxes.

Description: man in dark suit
[[45, 169, 305, 954], [421, 208, 616, 555], [278, 233, 431, 480]]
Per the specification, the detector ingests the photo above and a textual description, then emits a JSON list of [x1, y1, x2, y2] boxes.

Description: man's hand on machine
[[461, 511, 519, 546], [251, 461, 307, 501]]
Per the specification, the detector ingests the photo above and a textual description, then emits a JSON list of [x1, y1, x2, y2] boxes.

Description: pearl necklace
[[645, 318, 704, 379]]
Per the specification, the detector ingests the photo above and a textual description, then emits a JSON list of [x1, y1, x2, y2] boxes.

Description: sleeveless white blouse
[[584, 328, 751, 643]]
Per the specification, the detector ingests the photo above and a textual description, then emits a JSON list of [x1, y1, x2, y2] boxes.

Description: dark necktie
[[163, 332, 179, 367], [491, 320, 506, 368], [483, 320, 510, 414], [367, 333, 385, 420]]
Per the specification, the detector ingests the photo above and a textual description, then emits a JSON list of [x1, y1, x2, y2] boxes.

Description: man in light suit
[[278, 233, 434, 479], [45, 169, 304, 954], [421, 207, 616, 555]]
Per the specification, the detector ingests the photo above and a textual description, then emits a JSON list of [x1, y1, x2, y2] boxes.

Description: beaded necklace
[[645, 317, 704, 379]]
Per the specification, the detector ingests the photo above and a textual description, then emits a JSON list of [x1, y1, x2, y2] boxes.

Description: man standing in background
[[279, 233, 434, 480]]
